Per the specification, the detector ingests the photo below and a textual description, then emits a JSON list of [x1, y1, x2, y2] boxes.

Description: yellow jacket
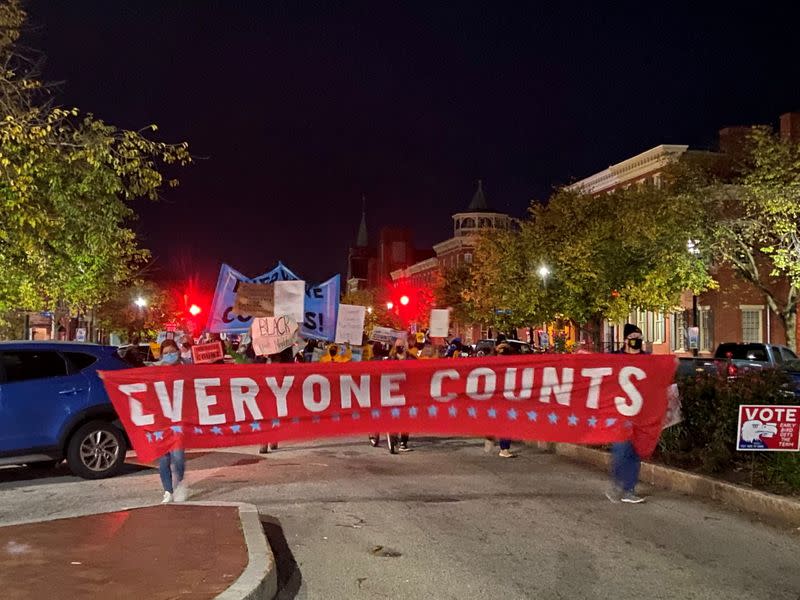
[[320, 344, 352, 363]]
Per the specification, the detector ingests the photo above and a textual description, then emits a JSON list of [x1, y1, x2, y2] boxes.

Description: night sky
[[28, 1, 800, 285]]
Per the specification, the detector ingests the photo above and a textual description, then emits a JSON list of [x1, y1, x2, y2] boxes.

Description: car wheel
[[66, 420, 127, 480]]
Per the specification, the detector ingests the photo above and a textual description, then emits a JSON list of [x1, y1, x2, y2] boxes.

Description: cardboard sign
[[233, 282, 275, 317], [429, 309, 450, 338], [737, 405, 800, 451], [334, 304, 366, 345], [275, 280, 306, 324], [251, 315, 299, 356], [370, 326, 405, 344], [191, 341, 225, 364], [75, 328, 86, 342]]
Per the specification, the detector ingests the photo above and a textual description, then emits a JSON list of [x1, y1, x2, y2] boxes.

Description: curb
[[0, 501, 277, 600], [535, 442, 800, 527], [206, 502, 278, 600]]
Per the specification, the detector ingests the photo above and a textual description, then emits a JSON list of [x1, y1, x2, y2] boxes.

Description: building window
[[464, 253, 473, 264], [699, 308, 713, 352], [635, 309, 647, 340], [741, 307, 763, 343], [671, 311, 687, 352], [653, 312, 665, 344], [478, 217, 492, 228], [462, 217, 476, 229]]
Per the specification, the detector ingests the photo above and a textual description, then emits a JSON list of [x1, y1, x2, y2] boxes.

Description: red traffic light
[[399, 295, 410, 306], [189, 304, 202, 317]]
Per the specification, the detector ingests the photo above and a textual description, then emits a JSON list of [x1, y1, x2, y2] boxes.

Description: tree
[[94, 281, 183, 343], [0, 1, 191, 327], [705, 126, 800, 350]]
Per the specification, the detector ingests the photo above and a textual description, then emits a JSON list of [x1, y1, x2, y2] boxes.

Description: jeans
[[499, 439, 511, 451], [610, 441, 640, 493], [159, 449, 185, 494]]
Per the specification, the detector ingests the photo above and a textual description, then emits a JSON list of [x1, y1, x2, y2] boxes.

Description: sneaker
[[498, 449, 514, 458], [621, 492, 645, 504], [258, 445, 270, 454], [174, 483, 189, 502], [484, 439, 495, 453], [161, 491, 173, 504], [369, 436, 379, 447], [398, 443, 411, 452], [268, 443, 278, 452], [605, 486, 622, 503]]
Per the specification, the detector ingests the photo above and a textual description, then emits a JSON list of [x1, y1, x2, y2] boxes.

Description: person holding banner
[[607, 325, 647, 504], [153, 339, 190, 504]]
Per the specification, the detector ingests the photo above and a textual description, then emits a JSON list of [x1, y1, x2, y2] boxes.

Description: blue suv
[[0, 341, 133, 479]]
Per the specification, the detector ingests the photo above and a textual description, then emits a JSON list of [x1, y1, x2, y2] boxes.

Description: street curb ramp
[[534, 442, 800, 527]]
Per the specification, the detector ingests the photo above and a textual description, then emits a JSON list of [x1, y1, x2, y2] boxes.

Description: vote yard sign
[[737, 405, 800, 451]]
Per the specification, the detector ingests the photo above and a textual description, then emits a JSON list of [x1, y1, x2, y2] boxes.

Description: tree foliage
[[0, 0, 191, 320]]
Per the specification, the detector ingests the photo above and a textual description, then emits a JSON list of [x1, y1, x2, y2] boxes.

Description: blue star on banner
[[153, 430, 164, 441], [624, 420, 633, 429], [548, 412, 558, 425], [170, 425, 183, 434], [193, 427, 204, 434], [332, 413, 341, 422], [271, 419, 281, 428], [467, 407, 478, 418], [487, 408, 497, 419], [145, 432, 153, 443], [211, 426, 223, 435], [291, 417, 301, 425], [527, 410, 538, 422], [448, 406, 458, 417], [230, 424, 241, 434], [409, 407, 419, 417], [507, 409, 518, 421], [312, 416, 321, 424], [250, 422, 261, 431], [352, 411, 361, 420], [371, 409, 381, 419], [390, 408, 401, 418], [567, 414, 579, 426], [428, 405, 438, 417], [587, 416, 598, 428], [605, 418, 617, 427]]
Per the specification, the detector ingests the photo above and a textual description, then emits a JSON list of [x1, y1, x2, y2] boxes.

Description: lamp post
[[687, 240, 700, 356], [536, 265, 551, 349]]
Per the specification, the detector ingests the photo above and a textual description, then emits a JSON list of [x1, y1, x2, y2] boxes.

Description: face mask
[[627, 338, 643, 352], [329, 347, 337, 357], [162, 351, 180, 365]]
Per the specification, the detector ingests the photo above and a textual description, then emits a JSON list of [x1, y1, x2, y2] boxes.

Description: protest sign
[[275, 280, 306, 324], [233, 282, 274, 317], [662, 383, 682, 429], [737, 405, 800, 451], [100, 354, 676, 463], [191, 341, 225, 364], [335, 304, 366, 345], [300, 275, 340, 342], [207, 262, 299, 333], [251, 315, 299, 356], [429, 309, 449, 338], [370, 326, 405, 344]]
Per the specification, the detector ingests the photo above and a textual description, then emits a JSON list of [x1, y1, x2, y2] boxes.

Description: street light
[[687, 240, 700, 356], [134, 297, 147, 308], [537, 265, 550, 280], [367, 306, 373, 314]]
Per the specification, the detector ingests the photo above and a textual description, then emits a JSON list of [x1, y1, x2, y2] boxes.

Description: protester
[[481, 339, 515, 458], [320, 343, 352, 363], [258, 345, 294, 453], [368, 341, 390, 449], [153, 339, 190, 504], [388, 340, 415, 453], [445, 337, 463, 358], [606, 324, 646, 504]]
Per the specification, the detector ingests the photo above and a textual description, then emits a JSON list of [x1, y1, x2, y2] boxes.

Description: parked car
[[118, 342, 159, 364], [714, 342, 797, 376], [0, 341, 133, 479], [474, 339, 534, 356]]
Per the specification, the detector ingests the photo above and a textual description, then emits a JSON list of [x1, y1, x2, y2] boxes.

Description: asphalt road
[[1, 438, 799, 600]]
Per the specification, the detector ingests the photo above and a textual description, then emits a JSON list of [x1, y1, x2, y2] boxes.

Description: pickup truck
[[677, 342, 798, 379]]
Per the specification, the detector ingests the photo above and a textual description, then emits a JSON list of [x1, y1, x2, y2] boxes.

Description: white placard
[[429, 309, 450, 338], [251, 315, 299, 356], [274, 280, 305, 323], [334, 304, 366, 345]]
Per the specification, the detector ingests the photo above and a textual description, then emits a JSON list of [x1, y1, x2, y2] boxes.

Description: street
[[1, 438, 799, 600]]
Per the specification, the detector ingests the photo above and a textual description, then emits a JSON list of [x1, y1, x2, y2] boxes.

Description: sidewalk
[[0, 505, 249, 600]]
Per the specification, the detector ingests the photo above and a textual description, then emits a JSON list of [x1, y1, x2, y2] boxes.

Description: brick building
[[567, 112, 800, 354], [389, 181, 513, 343]]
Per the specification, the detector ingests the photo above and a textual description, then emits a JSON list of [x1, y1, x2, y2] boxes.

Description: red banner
[[100, 354, 676, 463]]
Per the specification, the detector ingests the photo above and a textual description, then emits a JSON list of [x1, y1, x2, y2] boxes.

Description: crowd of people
[[127, 323, 651, 506]]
